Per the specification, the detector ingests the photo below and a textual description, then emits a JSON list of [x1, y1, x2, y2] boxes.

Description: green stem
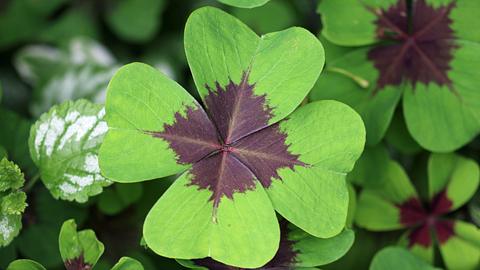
[[326, 67, 370, 89], [24, 173, 40, 192]]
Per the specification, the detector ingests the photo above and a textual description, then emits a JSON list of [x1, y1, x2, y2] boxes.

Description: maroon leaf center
[[397, 190, 454, 247], [147, 72, 305, 208], [65, 256, 92, 270], [368, 0, 456, 92]]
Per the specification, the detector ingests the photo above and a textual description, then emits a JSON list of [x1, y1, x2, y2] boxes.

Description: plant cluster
[[0, 0, 479, 269]]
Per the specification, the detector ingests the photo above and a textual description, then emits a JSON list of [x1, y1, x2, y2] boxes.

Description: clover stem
[[24, 173, 40, 192], [326, 67, 370, 89]]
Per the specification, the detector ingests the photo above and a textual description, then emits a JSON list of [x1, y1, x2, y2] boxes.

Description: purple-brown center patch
[[397, 190, 454, 247], [147, 72, 305, 208], [65, 255, 92, 270], [368, 0, 457, 92]]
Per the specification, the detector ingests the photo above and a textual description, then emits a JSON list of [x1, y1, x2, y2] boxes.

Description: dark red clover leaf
[[368, 0, 456, 92], [398, 190, 454, 247], [146, 72, 304, 209]]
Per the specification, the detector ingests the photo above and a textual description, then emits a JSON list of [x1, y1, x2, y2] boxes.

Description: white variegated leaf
[[29, 99, 111, 202]]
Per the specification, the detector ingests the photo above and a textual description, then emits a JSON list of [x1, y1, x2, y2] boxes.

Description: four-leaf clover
[[99, 7, 365, 267], [355, 153, 480, 269], [315, 0, 480, 152]]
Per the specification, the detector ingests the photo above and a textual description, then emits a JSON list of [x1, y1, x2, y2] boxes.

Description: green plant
[[1, 1, 479, 269], [99, 7, 365, 268]]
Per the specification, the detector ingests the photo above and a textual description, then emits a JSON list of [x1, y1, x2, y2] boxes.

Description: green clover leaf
[[315, 0, 480, 151], [0, 158, 27, 247], [6, 259, 46, 270], [99, 6, 365, 268], [105, 0, 166, 43], [59, 219, 104, 269], [217, 0, 270, 8], [111, 257, 144, 270], [178, 221, 354, 269], [355, 152, 480, 269], [29, 99, 112, 202], [370, 246, 440, 270]]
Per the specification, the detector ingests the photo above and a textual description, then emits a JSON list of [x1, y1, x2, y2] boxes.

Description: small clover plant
[[369, 246, 440, 270], [6, 219, 144, 270], [315, 0, 480, 152], [99, 6, 365, 268], [355, 152, 480, 269]]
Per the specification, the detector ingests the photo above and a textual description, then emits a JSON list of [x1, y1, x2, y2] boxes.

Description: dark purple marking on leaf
[[434, 219, 454, 244], [204, 72, 273, 144], [65, 255, 92, 270], [193, 220, 298, 269], [367, 0, 457, 92], [397, 189, 454, 247], [146, 71, 305, 209], [233, 122, 305, 188], [188, 152, 257, 208], [430, 189, 453, 215], [145, 106, 220, 164]]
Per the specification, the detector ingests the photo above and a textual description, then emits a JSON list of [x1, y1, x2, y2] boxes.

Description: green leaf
[[106, 0, 165, 42], [397, 231, 434, 264], [428, 153, 479, 211], [369, 246, 440, 270], [469, 190, 480, 227], [38, 8, 99, 45], [185, 7, 324, 126], [0, 158, 24, 191], [231, 0, 296, 34], [402, 41, 480, 151], [291, 227, 355, 267], [347, 145, 391, 188], [99, 62, 199, 182], [143, 172, 279, 268], [317, 0, 394, 46], [438, 221, 480, 270], [6, 259, 46, 270], [0, 0, 69, 50], [1, 191, 27, 215], [29, 99, 112, 202], [217, 0, 270, 8], [98, 183, 143, 215], [111, 257, 144, 270], [16, 187, 88, 268], [346, 183, 357, 228], [266, 100, 365, 237], [317, 34, 354, 64], [385, 110, 421, 154], [355, 160, 417, 231], [0, 214, 22, 247], [59, 219, 104, 268], [0, 158, 27, 247], [309, 48, 401, 145]]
